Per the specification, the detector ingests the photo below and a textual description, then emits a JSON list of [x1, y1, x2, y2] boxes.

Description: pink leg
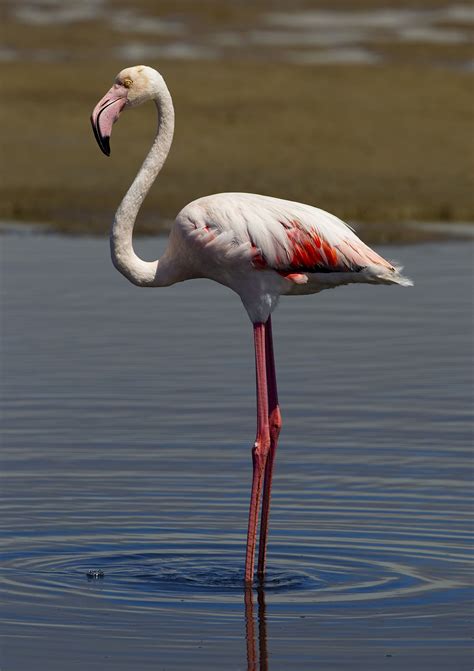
[[257, 316, 282, 578], [245, 322, 271, 584]]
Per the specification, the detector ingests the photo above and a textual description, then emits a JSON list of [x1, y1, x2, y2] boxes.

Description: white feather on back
[[177, 192, 393, 274]]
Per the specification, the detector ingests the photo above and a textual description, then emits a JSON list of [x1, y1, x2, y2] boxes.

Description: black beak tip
[[90, 115, 111, 157], [102, 136, 111, 157]]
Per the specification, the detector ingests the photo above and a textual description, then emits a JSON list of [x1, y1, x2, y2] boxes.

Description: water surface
[[1, 235, 473, 669]]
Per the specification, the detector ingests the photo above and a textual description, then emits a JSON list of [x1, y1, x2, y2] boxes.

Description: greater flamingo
[[91, 65, 412, 584]]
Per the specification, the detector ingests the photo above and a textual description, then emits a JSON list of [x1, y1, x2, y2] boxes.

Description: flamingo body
[[163, 192, 411, 322], [91, 65, 412, 584]]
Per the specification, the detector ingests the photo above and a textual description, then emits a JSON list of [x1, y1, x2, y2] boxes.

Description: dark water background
[[1, 233, 473, 670]]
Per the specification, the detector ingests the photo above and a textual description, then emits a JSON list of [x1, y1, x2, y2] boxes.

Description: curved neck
[[111, 84, 175, 287]]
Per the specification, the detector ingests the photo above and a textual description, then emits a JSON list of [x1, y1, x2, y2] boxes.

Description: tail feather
[[366, 263, 414, 287], [392, 265, 414, 286]]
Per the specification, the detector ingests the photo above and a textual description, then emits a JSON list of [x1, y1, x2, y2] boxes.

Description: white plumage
[[169, 192, 412, 321]]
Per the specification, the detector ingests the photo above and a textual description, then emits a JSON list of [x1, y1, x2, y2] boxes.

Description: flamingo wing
[[182, 193, 394, 277]]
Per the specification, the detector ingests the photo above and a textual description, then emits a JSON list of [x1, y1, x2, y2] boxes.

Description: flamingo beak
[[90, 84, 129, 156]]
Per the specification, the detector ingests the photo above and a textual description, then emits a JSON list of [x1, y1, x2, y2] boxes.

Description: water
[[1, 234, 473, 670]]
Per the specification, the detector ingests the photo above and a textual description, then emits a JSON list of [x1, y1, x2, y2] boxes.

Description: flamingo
[[90, 65, 412, 585]]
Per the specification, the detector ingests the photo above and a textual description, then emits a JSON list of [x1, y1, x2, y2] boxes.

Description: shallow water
[[1, 234, 473, 670]]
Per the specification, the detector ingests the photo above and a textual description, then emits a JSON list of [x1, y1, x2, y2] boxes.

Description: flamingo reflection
[[245, 584, 269, 671]]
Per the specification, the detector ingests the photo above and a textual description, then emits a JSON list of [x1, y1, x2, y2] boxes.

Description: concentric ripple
[[2, 523, 469, 622]]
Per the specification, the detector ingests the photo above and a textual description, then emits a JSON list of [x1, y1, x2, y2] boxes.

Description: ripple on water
[[1, 236, 473, 670], [2, 530, 466, 621]]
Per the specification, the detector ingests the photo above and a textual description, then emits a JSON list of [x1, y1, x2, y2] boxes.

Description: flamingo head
[[91, 65, 163, 156]]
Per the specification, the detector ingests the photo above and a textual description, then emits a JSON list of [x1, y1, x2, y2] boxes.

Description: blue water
[[1, 234, 473, 670]]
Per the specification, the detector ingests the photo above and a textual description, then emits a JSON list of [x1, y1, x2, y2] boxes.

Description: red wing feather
[[266, 220, 364, 273]]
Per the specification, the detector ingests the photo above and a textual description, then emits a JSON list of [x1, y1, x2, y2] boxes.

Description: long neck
[[110, 84, 175, 287]]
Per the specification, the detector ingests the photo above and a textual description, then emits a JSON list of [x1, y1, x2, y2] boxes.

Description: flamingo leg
[[257, 316, 282, 578], [245, 322, 271, 584]]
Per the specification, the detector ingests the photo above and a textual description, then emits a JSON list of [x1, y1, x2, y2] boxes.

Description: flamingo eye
[[123, 78, 133, 88]]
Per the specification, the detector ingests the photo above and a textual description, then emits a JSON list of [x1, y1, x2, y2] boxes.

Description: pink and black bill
[[90, 84, 129, 156]]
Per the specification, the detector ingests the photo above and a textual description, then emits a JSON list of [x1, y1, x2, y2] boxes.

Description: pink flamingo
[[91, 65, 412, 584]]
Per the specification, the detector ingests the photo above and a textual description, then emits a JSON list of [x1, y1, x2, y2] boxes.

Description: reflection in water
[[245, 584, 269, 671]]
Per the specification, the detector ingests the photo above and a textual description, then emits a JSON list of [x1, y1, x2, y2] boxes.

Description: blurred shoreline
[[2, 1, 473, 242], [1, 218, 473, 246]]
